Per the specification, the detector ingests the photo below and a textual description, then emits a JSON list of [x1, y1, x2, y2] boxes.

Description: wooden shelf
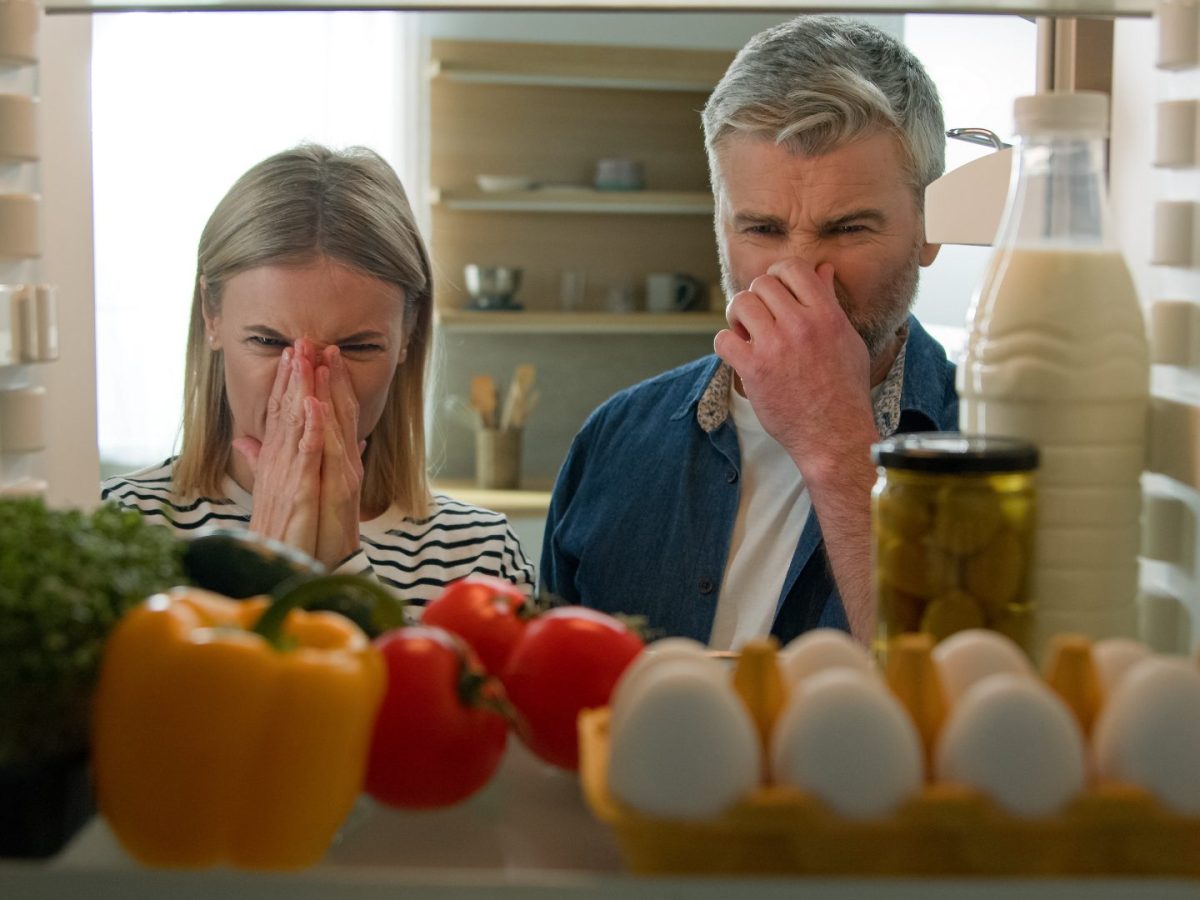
[[436, 308, 726, 334], [433, 478, 554, 517], [430, 58, 718, 93], [434, 187, 713, 216]]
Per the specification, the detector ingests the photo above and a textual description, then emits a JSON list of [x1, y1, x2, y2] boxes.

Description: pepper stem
[[253, 574, 407, 649]]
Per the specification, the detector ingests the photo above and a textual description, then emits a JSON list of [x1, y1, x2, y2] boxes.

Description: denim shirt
[[539, 315, 959, 645]]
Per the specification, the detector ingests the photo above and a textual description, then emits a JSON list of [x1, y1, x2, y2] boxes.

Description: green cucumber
[[181, 528, 324, 599]]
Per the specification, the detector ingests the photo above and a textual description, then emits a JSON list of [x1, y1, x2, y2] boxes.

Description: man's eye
[[745, 224, 782, 236], [829, 224, 868, 236]]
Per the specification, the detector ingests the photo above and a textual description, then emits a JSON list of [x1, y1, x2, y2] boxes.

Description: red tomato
[[366, 626, 509, 809], [502, 607, 644, 771], [421, 575, 530, 675]]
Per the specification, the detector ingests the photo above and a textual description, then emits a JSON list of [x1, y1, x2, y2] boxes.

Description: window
[[91, 11, 422, 472]]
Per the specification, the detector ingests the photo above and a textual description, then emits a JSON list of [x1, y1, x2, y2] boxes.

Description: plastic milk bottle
[[958, 92, 1149, 655]]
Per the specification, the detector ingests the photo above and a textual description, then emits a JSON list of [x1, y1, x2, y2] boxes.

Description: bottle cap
[[871, 433, 1039, 474], [1013, 91, 1109, 137]]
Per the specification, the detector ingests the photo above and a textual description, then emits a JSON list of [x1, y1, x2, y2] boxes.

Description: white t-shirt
[[708, 387, 812, 650]]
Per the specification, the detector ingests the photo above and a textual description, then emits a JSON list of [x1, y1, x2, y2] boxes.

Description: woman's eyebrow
[[245, 325, 290, 340]]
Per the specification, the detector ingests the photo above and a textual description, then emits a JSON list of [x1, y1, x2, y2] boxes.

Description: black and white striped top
[[101, 458, 536, 604]]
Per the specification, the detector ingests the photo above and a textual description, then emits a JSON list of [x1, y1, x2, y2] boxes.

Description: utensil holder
[[475, 428, 522, 490]]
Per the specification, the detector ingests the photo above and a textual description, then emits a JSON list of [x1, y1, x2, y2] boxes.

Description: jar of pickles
[[870, 433, 1039, 664]]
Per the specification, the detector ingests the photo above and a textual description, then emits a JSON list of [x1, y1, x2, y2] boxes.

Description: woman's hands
[[233, 339, 364, 569]]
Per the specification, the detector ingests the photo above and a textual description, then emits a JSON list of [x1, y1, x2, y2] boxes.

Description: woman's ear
[[199, 277, 222, 350]]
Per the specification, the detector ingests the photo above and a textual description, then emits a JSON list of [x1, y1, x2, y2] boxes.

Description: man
[[540, 16, 957, 649]]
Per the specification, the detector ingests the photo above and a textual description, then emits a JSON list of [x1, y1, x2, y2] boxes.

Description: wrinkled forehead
[[709, 126, 923, 205]]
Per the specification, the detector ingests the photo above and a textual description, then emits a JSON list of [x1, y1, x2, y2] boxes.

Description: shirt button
[[726, 469, 738, 484], [699, 577, 714, 594]]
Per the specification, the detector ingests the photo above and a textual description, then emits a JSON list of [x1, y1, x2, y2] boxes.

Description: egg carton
[[578, 707, 1200, 876]]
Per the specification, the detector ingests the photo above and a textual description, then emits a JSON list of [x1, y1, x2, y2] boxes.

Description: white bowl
[[476, 174, 534, 193]]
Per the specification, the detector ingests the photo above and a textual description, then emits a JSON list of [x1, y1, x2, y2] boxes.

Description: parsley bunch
[[0, 498, 185, 767]]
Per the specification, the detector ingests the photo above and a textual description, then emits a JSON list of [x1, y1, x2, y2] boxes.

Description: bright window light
[[91, 11, 420, 472]]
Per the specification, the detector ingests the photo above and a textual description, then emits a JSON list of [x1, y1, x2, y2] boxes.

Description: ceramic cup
[[645, 272, 703, 313]]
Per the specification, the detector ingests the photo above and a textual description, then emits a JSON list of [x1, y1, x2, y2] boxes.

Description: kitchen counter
[[3, 742, 1200, 898], [433, 479, 554, 518]]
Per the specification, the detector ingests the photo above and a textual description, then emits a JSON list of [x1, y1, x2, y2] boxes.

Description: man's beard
[[718, 243, 921, 360]]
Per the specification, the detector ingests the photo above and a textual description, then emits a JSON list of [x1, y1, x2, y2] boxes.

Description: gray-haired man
[[541, 16, 957, 649]]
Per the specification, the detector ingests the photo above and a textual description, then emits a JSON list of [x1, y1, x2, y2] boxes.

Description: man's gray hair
[[703, 16, 945, 200]]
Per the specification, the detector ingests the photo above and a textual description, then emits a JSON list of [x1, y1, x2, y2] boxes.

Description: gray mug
[[645, 272, 703, 313]]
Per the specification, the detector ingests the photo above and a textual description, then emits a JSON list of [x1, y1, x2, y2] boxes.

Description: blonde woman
[[103, 144, 535, 601]]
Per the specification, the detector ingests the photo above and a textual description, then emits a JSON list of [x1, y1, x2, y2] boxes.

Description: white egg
[[1092, 656, 1200, 814], [931, 628, 1035, 706], [778, 628, 875, 685], [608, 662, 761, 819], [608, 638, 720, 741], [770, 668, 923, 820], [935, 673, 1086, 818], [1091, 638, 1152, 699]]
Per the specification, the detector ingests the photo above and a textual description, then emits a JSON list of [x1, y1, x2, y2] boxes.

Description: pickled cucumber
[[928, 486, 1004, 556], [964, 528, 1026, 614], [919, 590, 985, 641]]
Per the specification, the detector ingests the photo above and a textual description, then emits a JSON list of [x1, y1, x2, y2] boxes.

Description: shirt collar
[[693, 322, 909, 437]]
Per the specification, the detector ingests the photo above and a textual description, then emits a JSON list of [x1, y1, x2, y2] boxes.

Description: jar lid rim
[[871, 432, 1039, 472]]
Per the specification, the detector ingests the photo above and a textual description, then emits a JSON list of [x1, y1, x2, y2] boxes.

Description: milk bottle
[[958, 92, 1149, 654]]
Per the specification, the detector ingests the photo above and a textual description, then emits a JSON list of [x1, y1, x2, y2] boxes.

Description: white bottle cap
[[1013, 91, 1109, 137]]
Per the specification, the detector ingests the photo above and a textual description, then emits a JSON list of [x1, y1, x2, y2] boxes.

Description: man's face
[[714, 130, 940, 358]]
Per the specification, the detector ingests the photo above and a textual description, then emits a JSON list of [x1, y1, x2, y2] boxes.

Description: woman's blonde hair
[[175, 144, 433, 518]]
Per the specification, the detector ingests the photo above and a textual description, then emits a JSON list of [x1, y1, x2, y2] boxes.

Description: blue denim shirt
[[540, 315, 959, 644]]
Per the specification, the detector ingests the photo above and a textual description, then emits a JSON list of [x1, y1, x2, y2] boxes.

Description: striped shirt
[[101, 458, 536, 604]]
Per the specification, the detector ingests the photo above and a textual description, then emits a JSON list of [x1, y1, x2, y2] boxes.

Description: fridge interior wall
[[1113, 12, 1199, 655], [1, 11, 98, 508]]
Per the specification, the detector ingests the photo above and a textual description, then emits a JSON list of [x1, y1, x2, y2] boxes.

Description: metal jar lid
[[870, 432, 1039, 474]]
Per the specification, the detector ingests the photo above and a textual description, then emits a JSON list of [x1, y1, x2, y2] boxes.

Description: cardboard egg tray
[[578, 709, 1200, 877]]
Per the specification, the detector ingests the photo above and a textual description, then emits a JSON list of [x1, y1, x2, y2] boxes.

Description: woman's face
[[205, 256, 409, 449]]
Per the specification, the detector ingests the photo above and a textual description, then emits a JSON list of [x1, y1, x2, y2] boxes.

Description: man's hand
[[713, 260, 877, 478], [712, 259, 880, 644]]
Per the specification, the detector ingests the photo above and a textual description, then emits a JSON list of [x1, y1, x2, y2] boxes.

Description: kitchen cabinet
[[428, 37, 732, 322]]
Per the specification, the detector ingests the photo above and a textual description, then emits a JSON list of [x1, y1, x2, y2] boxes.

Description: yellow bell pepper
[[92, 579, 387, 869]]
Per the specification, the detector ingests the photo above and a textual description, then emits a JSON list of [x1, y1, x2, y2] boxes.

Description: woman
[[102, 144, 535, 600]]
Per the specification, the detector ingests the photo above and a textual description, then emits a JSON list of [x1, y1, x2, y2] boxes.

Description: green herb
[[0, 498, 186, 767]]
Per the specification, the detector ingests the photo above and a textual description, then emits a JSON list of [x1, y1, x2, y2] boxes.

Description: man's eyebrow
[[731, 211, 786, 229], [821, 209, 889, 230]]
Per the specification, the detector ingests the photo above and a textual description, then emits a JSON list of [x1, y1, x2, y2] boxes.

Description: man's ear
[[919, 241, 941, 267]]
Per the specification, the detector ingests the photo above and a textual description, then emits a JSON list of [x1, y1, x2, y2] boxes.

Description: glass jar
[[870, 433, 1039, 665]]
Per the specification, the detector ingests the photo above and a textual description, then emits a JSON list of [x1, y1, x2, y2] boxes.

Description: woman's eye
[[340, 343, 385, 355], [246, 335, 288, 349]]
